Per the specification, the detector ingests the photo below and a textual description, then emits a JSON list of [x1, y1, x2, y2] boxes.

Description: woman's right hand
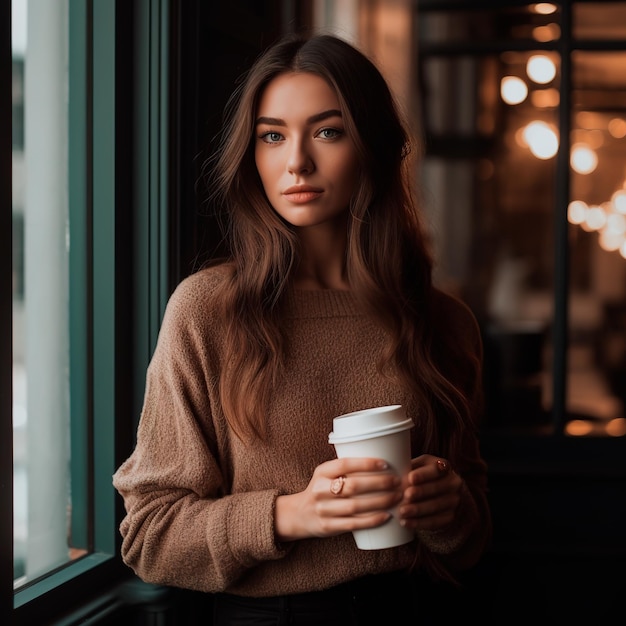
[[274, 458, 404, 542]]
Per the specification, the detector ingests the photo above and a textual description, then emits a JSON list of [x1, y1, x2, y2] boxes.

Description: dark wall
[[169, 0, 311, 287]]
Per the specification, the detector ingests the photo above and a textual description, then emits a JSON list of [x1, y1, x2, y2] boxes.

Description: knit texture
[[113, 266, 490, 596]]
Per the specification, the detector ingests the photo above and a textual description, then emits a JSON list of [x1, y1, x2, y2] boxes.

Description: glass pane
[[12, 0, 85, 588], [566, 50, 626, 437], [420, 48, 561, 434], [418, 3, 561, 45], [573, 2, 626, 40]]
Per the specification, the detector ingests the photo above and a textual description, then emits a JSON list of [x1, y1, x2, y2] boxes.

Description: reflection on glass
[[501, 76, 528, 105], [418, 4, 561, 44], [567, 51, 626, 436], [418, 0, 626, 437], [12, 0, 79, 587], [573, 3, 626, 40], [420, 48, 560, 434], [526, 54, 556, 84]]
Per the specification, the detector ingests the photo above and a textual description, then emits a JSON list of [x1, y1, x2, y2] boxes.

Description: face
[[254, 72, 360, 230]]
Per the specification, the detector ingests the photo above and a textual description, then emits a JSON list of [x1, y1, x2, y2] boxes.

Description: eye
[[259, 131, 283, 143], [317, 127, 342, 140]]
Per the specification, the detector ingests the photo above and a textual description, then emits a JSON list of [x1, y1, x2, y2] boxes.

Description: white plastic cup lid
[[328, 405, 414, 444]]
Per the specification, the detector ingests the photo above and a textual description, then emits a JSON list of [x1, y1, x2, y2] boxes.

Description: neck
[[293, 265, 349, 291], [293, 222, 349, 291]]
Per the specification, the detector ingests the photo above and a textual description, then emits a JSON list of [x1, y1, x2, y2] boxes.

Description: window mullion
[[551, 0, 573, 435], [1, 0, 15, 615]]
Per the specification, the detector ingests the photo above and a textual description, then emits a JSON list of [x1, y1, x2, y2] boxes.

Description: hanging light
[[523, 121, 559, 159], [572, 188, 626, 261], [584, 204, 607, 231], [533, 24, 560, 42], [532, 3, 558, 15], [570, 143, 598, 174], [599, 229, 624, 252], [611, 189, 626, 214], [526, 55, 556, 84], [606, 212, 626, 235], [606, 418, 626, 437], [501, 76, 528, 105], [608, 118, 626, 139], [568, 200, 587, 224]]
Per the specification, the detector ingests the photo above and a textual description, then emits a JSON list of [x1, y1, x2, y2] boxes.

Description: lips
[[282, 185, 323, 204]]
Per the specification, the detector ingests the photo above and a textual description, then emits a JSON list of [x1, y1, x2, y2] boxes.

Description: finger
[[404, 471, 463, 504], [399, 491, 458, 519], [405, 478, 452, 499], [330, 457, 392, 476], [316, 511, 393, 537], [401, 510, 455, 531], [409, 454, 430, 470], [334, 472, 402, 498], [408, 459, 457, 486], [418, 492, 456, 514], [321, 490, 402, 518]]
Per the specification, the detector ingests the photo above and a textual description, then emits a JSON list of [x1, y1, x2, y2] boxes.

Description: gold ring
[[436, 459, 449, 473], [330, 476, 346, 495]]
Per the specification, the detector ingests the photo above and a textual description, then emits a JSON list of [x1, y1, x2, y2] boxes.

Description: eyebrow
[[255, 109, 343, 127]]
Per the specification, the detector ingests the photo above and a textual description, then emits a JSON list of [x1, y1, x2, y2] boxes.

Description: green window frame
[[1, 0, 13, 617], [3, 0, 172, 622]]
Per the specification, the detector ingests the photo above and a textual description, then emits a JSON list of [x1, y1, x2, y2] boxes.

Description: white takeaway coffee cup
[[328, 404, 414, 550]]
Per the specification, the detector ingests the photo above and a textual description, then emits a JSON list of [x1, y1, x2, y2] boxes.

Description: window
[[4, 0, 172, 621], [416, 0, 626, 443], [12, 0, 77, 588]]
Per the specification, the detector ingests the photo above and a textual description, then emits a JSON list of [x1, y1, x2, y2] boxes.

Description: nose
[[287, 138, 314, 175]]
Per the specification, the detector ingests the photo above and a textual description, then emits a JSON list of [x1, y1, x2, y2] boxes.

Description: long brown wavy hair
[[203, 33, 481, 454]]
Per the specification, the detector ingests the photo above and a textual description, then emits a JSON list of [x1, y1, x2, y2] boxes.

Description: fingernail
[[378, 461, 389, 470]]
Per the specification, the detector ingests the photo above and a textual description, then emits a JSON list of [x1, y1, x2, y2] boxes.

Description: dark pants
[[212, 571, 431, 625]]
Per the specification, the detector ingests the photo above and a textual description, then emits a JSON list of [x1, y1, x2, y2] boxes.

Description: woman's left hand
[[398, 454, 463, 531]]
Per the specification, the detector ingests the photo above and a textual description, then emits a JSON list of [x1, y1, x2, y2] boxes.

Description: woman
[[113, 33, 491, 624]]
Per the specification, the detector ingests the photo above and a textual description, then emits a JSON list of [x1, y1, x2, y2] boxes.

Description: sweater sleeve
[[112, 275, 290, 593], [415, 434, 491, 570]]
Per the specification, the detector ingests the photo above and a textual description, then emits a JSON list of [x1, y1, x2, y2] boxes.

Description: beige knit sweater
[[112, 266, 490, 596]]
